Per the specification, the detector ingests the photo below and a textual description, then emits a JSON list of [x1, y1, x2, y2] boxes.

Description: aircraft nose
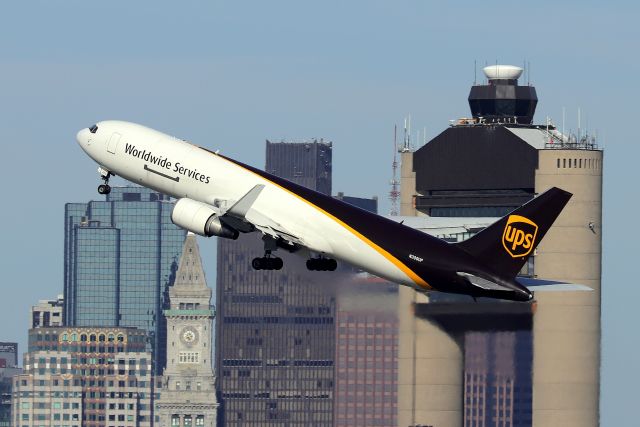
[[76, 128, 92, 148]]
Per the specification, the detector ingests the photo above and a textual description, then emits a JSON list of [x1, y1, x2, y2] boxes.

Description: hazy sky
[[1, 1, 637, 424]]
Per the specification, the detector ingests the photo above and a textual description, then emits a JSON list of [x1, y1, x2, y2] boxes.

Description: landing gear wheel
[[306, 257, 337, 271], [97, 168, 113, 195], [251, 256, 283, 271], [98, 184, 111, 195], [306, 259, 317, 271]]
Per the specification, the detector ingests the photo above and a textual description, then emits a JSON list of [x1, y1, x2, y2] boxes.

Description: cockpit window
[[89, 125, 98, 134]]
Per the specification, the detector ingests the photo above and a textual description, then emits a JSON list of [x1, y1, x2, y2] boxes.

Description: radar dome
[[483, 65, 523, 81]]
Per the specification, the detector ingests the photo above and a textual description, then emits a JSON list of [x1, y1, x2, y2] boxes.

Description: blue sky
[[0, 1, 637, 424]]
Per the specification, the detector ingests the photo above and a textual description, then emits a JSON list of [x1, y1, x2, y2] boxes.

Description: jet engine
[[171, 198, 239, 239]]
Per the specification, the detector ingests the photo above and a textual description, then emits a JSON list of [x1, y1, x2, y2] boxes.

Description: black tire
[[306, 259, 316, 271], [104, 184, 111, 195], [273, 257, 283, 270], [251, 257, 263, 270], [327, 259, 337, 271], [98, 184, 106, 194]]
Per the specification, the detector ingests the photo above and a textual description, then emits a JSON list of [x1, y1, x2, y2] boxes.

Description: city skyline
[[0, 1, 635, 425]]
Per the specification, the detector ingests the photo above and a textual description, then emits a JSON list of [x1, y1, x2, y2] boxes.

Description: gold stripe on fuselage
[[204, 148, 431, 290]]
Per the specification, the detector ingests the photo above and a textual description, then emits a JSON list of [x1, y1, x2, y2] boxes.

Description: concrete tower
[[156, 233, 219, 427], [532, 148, 602, 426], [398, 64, 602, 427]]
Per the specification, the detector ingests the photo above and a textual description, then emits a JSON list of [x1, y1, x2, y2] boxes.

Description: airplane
[[76, 120, 575, 302]]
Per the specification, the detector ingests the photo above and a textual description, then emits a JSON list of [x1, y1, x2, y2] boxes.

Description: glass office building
[[64, 186, 186, 372]]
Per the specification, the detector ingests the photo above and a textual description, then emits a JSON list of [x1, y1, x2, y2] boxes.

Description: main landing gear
[[97, 167, 112, 195], [252, 251, 283, 271], [252, 236, 283, 271], [306, 257, 337, 271]]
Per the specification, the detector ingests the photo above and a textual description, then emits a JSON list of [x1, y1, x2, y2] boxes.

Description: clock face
[[181, 327, 199, 345]]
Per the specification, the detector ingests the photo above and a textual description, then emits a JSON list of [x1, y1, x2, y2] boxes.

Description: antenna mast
[[389, 125, 400, 216]]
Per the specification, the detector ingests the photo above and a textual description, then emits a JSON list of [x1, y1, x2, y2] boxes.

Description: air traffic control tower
[[398, 65, 602, 427]]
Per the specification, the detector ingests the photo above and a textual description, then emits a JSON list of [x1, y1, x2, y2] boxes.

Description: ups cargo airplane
[[76, 120, 575, 302]]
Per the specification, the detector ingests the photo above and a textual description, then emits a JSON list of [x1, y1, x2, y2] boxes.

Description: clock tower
[[156, 233, 218, 427]]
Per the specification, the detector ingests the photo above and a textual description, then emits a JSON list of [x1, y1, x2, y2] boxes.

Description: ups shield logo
[[502, 215, 538, 258]]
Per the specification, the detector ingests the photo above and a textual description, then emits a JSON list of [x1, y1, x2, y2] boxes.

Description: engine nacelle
[[171, 198, 239, 239]]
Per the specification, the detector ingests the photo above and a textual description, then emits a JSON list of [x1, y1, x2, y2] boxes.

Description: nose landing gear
[[97, 167, 112, 195]]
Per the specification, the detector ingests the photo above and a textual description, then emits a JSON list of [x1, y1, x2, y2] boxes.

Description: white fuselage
[[76, 121, 418, 287]]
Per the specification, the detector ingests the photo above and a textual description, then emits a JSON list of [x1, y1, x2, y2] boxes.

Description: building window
[[557, 158, 560, 168], [178, 352, 200, 364], [196, 415, 205, 426], [171, 415, 180, 426], [563, 159, 566, 168], [184, 415, 193, 427]]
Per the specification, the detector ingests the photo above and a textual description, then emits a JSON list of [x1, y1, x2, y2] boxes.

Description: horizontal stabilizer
[[517, 277, 592, 292]]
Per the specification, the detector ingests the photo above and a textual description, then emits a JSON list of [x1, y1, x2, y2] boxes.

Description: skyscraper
[[334, 278, 398, 427], [216, 139, 335, 426], [64, 186, 186, 372]]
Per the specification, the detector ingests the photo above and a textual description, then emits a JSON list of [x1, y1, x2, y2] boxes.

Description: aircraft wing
[[249, 215, 306, 247], [215, 184, 328, 252]]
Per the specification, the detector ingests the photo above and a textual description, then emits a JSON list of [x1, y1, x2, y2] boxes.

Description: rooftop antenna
[[389, 125, 400, 216], [484, 60, 488, 84], [407, 115, 412, 150], [578, 107, 582, 140], [562, 106, 566, 141], [474, 59, 477, 85], [403, 117, 408, 151]]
